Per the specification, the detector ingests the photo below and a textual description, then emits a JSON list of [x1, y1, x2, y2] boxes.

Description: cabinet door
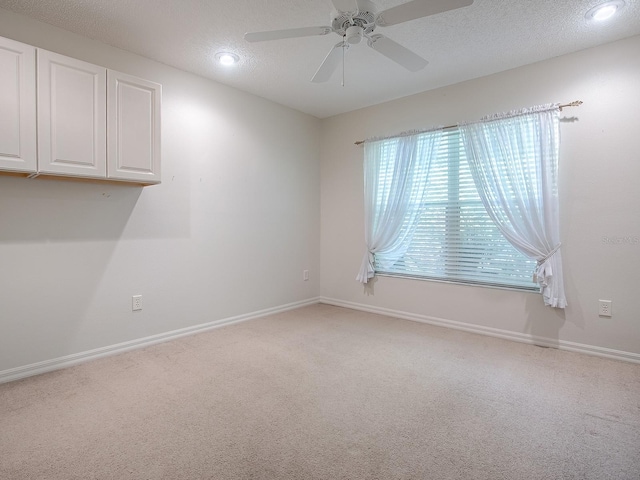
[[107, 70, 161, 184], [0, 36, 36, 173], [37, 50, 107, 178]]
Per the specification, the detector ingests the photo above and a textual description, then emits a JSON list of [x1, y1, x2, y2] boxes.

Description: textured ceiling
[[1, 0, 639, 118]]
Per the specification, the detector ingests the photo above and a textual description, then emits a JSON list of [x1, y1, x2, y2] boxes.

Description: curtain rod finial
[[559, 100, 583, 111]]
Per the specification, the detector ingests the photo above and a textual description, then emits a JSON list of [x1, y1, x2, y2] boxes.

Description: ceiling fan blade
[[376, 0, 473, 27], [356, 0, 373, 11], [367, 34, 428, 72], [331, 0, 357, 12], [312, 42, 347, 83], [244, 26, 332, 43]]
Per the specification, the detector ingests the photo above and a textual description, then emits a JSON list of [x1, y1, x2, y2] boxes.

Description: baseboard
[[320, 297, 640, 364], [4, 295, 637, 385], [0, 297, 322, 385]]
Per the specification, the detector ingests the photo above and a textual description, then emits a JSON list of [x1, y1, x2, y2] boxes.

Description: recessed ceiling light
[[585, 1, 625, 21], [215, 52, 240, 66]]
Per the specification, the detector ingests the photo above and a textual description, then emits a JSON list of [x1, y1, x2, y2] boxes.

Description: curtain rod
[[354, 100, 583, 146]]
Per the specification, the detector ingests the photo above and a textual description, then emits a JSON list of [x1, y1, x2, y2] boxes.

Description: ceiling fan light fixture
[[346, 25, 364, 44], [215, 52, 240, 66], [585, 1, 625, 21]]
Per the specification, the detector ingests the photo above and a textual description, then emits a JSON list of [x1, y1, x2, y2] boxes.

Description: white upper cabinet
[[0, 35, 161, 185], [37, 50, 107, 178], [0, 36, 37, 173], [107, 70, 161, 184]]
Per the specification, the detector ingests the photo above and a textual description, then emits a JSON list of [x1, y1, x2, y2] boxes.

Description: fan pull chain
[[342, 37, 346, 87]]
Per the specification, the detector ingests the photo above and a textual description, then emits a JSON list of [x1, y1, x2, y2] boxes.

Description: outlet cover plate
[[598, 299, 612, 317], [132, 295, 143, 311]]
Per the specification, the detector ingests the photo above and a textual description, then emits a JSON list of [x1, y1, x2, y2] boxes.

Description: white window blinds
[[375, 128, 538, 290]]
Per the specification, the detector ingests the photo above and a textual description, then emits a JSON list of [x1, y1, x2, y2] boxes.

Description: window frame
[[372, 128, 539, 292]]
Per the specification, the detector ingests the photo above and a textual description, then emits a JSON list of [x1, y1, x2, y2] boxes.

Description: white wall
[[320, 35, 640, 357], [1, 9, 638, 377], [0, 10, 321, 373]]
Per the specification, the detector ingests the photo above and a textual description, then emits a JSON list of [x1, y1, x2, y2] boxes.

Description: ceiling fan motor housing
[[331, 0, 377, 38]]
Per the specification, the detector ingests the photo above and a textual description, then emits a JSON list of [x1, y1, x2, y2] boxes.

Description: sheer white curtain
[[357, 130, 443, 284], [460, 105, 567, 308]]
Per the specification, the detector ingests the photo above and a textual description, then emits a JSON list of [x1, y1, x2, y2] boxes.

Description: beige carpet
[[1, 304, 639, 479]]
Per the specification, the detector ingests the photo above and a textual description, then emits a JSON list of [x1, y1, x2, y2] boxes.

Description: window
[[374, 128, 538, 290]]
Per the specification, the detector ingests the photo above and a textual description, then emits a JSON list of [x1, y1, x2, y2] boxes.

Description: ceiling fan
[[244, 0, 474, 83]]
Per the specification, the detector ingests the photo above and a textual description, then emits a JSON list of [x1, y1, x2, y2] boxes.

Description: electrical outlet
[[598, 299, 612, 317], [132, 295, 143, 311], [303, 270, 309, 281]]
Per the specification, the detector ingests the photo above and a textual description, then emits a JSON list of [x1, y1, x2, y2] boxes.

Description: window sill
[[375, 271, 540, 294]]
